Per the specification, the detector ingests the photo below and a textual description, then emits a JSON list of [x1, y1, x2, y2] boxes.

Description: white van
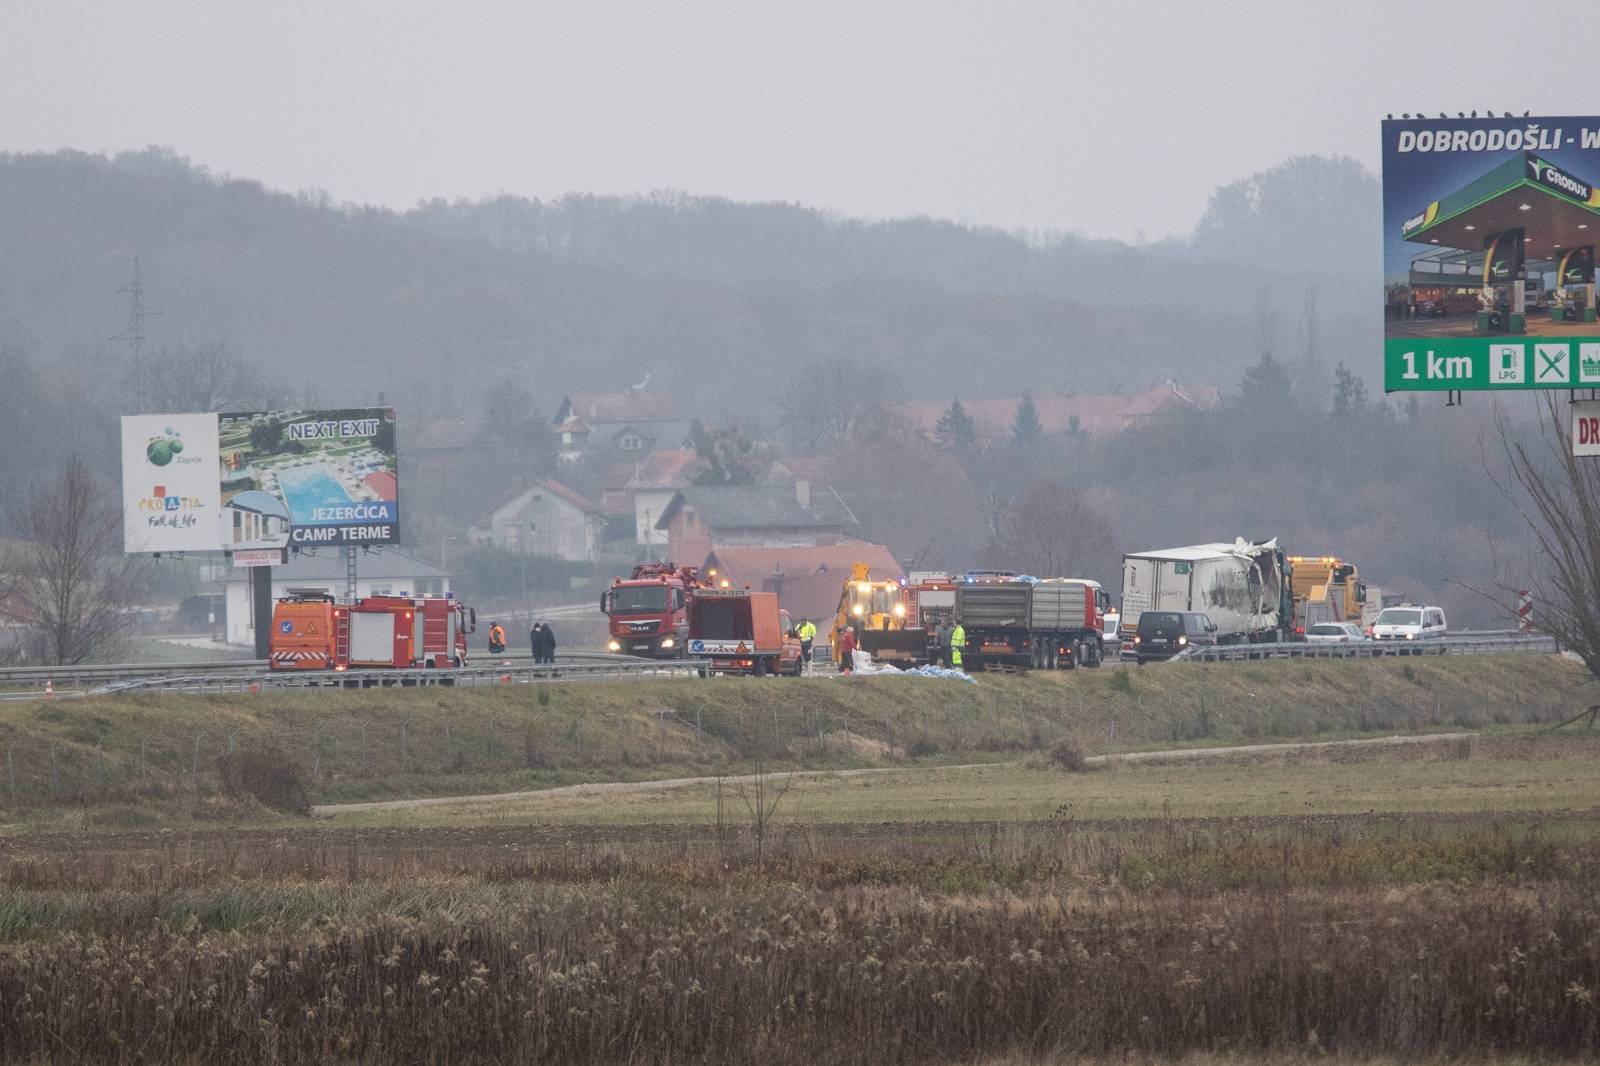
[[1370, 605, 1447, 641]]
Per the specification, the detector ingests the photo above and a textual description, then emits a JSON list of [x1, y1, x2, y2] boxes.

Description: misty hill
[[0, 148, 1377, 413]]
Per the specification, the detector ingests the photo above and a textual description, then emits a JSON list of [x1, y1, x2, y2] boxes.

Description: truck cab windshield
[[611, 586, 669, 613]]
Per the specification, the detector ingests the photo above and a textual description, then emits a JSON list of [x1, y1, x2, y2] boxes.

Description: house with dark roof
[[552, 388, 689, 462], [221, 549, 451, 647], [469, 479, 605, 562], [654, 480, 859, 565]]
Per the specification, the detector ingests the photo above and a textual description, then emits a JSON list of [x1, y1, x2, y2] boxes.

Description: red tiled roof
[[363, 471, 397, 500], [698, 542, 902, 623], [536, 478, 602, 514], [893, 383, 1219, 440], [626, 449, 703, 491], [703, 543, 902, 588]]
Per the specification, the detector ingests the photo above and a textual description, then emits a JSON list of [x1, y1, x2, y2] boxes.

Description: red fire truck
[[269, 591, 476, 671], [600, 562, 708, 658]]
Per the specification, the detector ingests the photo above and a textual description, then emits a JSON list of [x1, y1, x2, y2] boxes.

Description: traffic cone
[[43, 678, 54, 699]]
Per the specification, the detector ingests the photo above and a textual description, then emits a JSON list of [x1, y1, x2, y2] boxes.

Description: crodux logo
[[1527, 157, 1591, 201]]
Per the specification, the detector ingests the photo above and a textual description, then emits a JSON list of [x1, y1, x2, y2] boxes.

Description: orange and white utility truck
[[685, 587, 803, 676], [269, 591, 476, 671]]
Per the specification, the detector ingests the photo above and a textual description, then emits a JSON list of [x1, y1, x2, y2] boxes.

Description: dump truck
[[1120, 539, 1292, 644], [686, 588, 803, 676], [270, 591, 475, 670], [600, 562, 707, 658], [1287, 555, 1373, 636], [953, 576, 1109, 670]]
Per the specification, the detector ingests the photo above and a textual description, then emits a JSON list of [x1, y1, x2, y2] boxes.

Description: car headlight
[[1177, 635, 1187, 646], [1405, 633, 1414, 640], [607, 639, 621, 652], [660, 637, 674, 649]]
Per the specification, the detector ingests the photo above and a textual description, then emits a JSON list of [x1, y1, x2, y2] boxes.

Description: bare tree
[[139, 339, 277, 413], [775, 355, 897, 453], [1498, 395, 1600, 681], [3, 457, 154, 665], [999, 480, 1114, 578]]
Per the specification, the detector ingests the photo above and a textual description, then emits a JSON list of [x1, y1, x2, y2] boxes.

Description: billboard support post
[[250, 565, 273, 660], [345, 546, 357, 602]]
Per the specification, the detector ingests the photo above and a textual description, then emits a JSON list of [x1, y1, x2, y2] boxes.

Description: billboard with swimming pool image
[[1383, 115, 1600, 391], [218, 408, 398, 548]]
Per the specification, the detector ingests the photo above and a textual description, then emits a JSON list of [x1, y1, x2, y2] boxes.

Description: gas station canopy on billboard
[[1402, 152, 1600, 259]]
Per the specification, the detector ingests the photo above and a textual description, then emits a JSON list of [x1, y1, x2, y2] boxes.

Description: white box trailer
[[1120, 539, 1291, 644]]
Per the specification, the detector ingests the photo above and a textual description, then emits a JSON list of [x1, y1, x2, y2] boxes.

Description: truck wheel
[[1086, 640, 1103, 668]]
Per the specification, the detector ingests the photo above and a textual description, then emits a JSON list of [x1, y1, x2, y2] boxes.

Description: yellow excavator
[[829, 563, 937, 666]]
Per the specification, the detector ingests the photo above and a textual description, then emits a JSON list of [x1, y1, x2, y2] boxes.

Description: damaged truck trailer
[[1119, 539, 1293, 645]]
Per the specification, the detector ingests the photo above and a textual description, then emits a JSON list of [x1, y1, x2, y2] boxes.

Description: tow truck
[[600, 562, 708, 658]]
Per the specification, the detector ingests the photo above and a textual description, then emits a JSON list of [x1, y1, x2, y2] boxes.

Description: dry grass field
[[0, 656, 1594, 1062]]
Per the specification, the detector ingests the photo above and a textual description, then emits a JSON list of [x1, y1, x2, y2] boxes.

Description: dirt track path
[[312, 732, 1478, 816]]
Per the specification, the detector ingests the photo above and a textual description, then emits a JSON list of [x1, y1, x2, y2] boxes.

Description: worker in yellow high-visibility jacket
[[949, 623, 966, 671], [796, 619, 817, 669]]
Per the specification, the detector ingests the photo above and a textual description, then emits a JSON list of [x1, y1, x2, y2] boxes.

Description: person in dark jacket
[[538, 621, 557, 663], [529, 623, 542, 660]]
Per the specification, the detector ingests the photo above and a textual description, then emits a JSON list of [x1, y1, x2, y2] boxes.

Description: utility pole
[[113, 256, 161, 412]]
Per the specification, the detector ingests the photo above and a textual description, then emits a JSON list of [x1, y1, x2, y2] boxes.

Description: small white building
[[469, 479, 604, 562], [221, 549, 451, 647], [624, 449, 701, 548]]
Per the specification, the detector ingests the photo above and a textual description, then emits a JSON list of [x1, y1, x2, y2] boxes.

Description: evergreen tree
[[1331, 361, 1368, 415], [1012, 392, 1043, 447], [1237, 352, 1292, 409], [935, 399, 978, 450]]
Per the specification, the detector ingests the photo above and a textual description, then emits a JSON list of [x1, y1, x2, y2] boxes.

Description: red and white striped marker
[[1516, 589, 1533, 633], [43, 678, 54, 699]]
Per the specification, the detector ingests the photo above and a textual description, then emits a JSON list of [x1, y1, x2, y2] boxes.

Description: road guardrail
[[1171, 633, 1558, 663]]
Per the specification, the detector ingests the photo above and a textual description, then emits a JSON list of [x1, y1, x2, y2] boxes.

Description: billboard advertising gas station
[[1384, 116, 1600, 391]]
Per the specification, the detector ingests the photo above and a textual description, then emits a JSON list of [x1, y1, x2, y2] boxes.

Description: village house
[[468, 479, 605, 562]]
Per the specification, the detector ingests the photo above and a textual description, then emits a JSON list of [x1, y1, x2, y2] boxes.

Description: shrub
[[214, 747, 310, 815], [1049, 739, 1089, 772]]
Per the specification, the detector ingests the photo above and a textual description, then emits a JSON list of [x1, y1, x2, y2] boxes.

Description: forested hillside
[[0, 148, 1376, 416]]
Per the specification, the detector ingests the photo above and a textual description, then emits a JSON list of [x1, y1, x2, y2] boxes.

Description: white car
[[1305, 622, 1366, 643], [1370, 605, 1447, 641]]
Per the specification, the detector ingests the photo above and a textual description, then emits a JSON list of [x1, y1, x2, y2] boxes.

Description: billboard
[[219, 409, 399, 548], [1383, 116, 1600, 391], [121, 408, 398, 554], [120, 413, 223, 553]]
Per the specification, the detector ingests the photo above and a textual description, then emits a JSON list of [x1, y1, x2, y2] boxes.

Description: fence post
[[488, 715, 499, 758], [6, 744, 14, 807], [139, 735, 150, 779], [360, 721, 369, 771], [49, 741, 59, 797], [312, 720, 323, 780], [192, 733, 208, 792]]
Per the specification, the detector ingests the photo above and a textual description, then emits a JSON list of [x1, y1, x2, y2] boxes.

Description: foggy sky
[[3, 0, 1594, 241]]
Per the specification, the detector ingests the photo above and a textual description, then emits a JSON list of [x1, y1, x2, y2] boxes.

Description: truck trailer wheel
[[1085, 640, 1103, 668]]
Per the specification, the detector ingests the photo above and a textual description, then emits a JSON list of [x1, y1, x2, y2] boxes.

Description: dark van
[[1133, 611, 1217, 663]]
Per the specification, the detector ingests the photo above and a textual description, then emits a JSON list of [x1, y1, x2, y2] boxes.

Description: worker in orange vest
[[488, 622, 507, 654]]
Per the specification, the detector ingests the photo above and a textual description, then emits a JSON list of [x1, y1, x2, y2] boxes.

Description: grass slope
[[0, 654, 1585, 827]]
